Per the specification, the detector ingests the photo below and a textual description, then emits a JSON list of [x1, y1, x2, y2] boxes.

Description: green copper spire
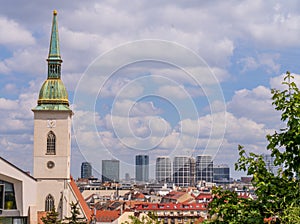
[[33, 10, 71, 111], [47, 10, 62, 79]]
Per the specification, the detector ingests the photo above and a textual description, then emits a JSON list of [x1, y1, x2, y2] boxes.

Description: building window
[[13, 217, 28, 224], [47, 131, 56, 155], [45, 194, 54, 211], [0, 180, 17, 210], [0, 184, 4, 209]]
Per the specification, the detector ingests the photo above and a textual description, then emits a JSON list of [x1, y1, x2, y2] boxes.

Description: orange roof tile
[[164, 191, 186, 199], [124, 200, 148, 207], [70, 176, 92, 221], [37, 211, 47, 224], [135, 202, 207, 211], [135, 193, 145, 199], [95, 210, 120, 222], [237, 192, 250, 199], [195, 193, 212, 200]]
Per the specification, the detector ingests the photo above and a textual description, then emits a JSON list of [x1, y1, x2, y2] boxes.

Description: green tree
[[207, 71, 300, 223], [41, 207, 62, 224], [64, 201, 87, 224]]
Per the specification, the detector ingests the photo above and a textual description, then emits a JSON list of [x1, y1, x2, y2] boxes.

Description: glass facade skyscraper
[[263, 154, 281, 175], [81, 162, 92, 179], [213, 164, 230, 183], [135, 155, 149, 182], [173, 156, 191, 187], [156, 156, 172, 183], [196, 155, 213, 183], [189, 157, 196, 186], [102, 159, 120, 182]]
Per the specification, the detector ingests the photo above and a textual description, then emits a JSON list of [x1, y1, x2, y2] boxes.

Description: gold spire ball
[[53, 9, 57, 15]]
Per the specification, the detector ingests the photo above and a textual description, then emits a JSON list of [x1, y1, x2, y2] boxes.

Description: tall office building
[[263, 154, 281, 175], [189, 157, 196, 186], [102, 159, 120, 182], [125, 173, 130, 181], [81, 162, 92, 179], [135, 155, 149, 182], [213, 164, 230, 183], [173, 156, 191, 187], [196, 155, 213, 183], [156, 156, 172, 183]]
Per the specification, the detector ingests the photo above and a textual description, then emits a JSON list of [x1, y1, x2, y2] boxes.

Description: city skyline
[[1, 1, 300, 180], [83, 154, 229, 182]]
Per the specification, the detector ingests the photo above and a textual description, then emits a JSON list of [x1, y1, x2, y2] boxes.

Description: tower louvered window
[[47, 131, 56, 155], [45, 194, 54, 211]]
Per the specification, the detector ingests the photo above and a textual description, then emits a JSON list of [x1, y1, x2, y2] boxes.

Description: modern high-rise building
[[102, 159, 120, 182], [156, 156, 172, 183], [125, 173, 130, 181], [189, 157, 196, 186], [263, 154, 281, 175], [196, 155, 213, 183], [173, 156, 191, 187], [81, 162, 92, 179], [135, 155, 149, 182], [213, 164, 230, 183]]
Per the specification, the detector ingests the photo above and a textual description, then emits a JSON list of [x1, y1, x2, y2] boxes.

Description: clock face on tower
[[47, 161, 55, 169], [47, 119, 56, 128]]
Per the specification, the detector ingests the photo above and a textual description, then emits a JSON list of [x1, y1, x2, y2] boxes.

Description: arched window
[[45, 194, 54, 211], [47, 131, 56, 155]]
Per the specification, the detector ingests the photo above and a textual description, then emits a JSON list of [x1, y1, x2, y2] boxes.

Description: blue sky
[[1, 0, 300, 180]]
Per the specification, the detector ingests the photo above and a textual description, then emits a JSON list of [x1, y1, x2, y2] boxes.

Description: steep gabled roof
[[69, 176, 92, 220]]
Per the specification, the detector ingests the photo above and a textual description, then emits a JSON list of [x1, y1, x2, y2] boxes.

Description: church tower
[[32, 10, 73, 217]]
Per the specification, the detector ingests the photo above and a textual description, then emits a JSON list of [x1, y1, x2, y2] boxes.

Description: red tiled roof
[[70, 176, 92, 220], [95, 210, 120, 222], [124, 201, 149, 208], [37, 211, 47, 224], [163, 191, 186, 199], [135, 192, 145, 199], [135, 203, 207, 211], [264, 217, 278, 223], [237, 192, 250, 199], [195, 193, 212, 200], [195, 216, 205, 223]]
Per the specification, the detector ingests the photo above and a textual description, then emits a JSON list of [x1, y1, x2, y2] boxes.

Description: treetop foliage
[[207, 71, 300, 223]]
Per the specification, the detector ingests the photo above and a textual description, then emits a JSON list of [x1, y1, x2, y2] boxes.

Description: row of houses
[[79, 184, 253, 223]]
